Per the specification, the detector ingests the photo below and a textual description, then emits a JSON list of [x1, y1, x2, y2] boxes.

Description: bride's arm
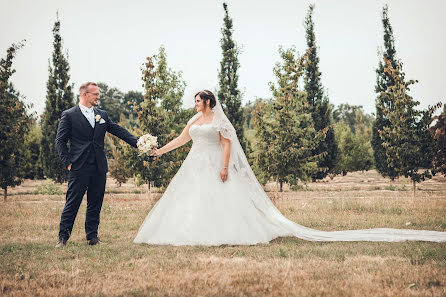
[[153, 125, 192, 156], [219, 134, 231, 182]]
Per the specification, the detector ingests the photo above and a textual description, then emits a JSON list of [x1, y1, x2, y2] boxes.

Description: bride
[[133, 90, 446, 245]]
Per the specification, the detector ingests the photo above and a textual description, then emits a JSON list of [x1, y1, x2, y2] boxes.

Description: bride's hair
[[194, 90, 216, 109]]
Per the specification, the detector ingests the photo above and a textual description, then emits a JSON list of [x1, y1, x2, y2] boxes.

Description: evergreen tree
[[253, 48, 325, 191], [430, 105, 446, 176], [243, 100, 255, 130], [303, 4, 337, 180], [379, 60, 440, 195], [0, 42, 30, 201], [372, 5, 399, 179], [218, 3, 245, 150], [21, 119, 44, 180], [40, 18, 74, 183], [245, 99, 264, 176]]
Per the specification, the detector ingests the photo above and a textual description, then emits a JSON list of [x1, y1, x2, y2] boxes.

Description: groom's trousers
[[58, 168, 106, 241]]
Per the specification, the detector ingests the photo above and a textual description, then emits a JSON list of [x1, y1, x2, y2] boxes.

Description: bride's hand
[[220, 167, 228, 183], [150, 148, 161, 157]]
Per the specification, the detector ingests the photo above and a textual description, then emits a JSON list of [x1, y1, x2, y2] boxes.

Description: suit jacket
[[56, 105, 137, 173]]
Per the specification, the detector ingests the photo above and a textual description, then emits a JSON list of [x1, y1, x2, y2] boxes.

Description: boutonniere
[[95, 114, 101, 123]]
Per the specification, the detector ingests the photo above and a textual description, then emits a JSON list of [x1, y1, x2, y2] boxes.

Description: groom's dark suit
[[56, 105, 137, 241]]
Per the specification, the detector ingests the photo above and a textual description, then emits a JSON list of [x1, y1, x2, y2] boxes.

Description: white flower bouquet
[[137, 133, 158, 153]]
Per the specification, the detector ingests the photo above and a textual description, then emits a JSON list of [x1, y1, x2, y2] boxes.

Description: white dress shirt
[[79, 103, 95, 128]]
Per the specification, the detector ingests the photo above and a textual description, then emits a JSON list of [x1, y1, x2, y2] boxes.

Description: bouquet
[[137, 133, 158, 154]]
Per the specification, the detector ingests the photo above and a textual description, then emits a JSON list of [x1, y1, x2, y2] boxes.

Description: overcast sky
[[1, 0, 445, 117]]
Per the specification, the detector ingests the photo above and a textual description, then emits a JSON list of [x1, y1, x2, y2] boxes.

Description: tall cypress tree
[[40, 17, 74, 183], [372, 5, 399, 179], [218, 3, 245, 149], [303, 4, 337, 180], [0, 41, 30, 201]]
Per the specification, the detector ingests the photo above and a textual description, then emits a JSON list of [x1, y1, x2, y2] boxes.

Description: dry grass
[[1, 170, 445, 296]]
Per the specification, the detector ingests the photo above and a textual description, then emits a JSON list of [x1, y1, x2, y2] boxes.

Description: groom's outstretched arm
[[56, 111, 72, 167], [105, 112, 138, 148]]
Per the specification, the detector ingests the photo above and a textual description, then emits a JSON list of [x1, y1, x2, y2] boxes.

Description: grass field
[[1, 170, 445, 296]]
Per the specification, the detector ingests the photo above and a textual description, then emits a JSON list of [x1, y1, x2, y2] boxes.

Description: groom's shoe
[[87, 237, 104, 246], [55, 238, 67, 248]]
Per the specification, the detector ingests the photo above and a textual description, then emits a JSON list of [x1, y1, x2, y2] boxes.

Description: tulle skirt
[[134, 143, 446, 245]]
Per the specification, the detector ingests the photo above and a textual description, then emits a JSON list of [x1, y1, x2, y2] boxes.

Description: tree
[[430, 105, 446, 176], [218, 3, 245, 150], [109, 145, 132, 187], [253, 47, 325, 191], [303, 4, 337, 180], [125, 90, 144, 114], [108, 117, 133, 187], [40, 18, 74, 183], [332, 104, 374, 175], [97, 82, 125, 122], [124, 90, 144, 127], [154, 46, 190, 134], [333, 121, 373, 175], [333, 103, 374, 133], [21, 119, 44, 180], [379, 60, 440, 195], [243, 100, 255, 130], [0, 42, 30, 201], [372, 5, 400, 180], [126, 56, 167, 190], [122, 48, 188, 190]]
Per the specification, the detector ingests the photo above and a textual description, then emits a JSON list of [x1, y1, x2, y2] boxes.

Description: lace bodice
[[189, 123, 221, 148]]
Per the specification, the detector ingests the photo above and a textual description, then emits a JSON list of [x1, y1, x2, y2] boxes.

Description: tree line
[[1, 4, 445, 200]]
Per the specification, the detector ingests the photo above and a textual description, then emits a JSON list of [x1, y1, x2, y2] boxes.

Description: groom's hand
[[67, 163, 72, 171], [136, 137, 142, 150]]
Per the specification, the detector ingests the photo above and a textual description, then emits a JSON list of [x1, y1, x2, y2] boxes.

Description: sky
[[1, 0, 445, 118]]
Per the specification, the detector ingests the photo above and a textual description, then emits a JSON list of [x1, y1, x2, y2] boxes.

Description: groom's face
[[85, 85, 100, 107]]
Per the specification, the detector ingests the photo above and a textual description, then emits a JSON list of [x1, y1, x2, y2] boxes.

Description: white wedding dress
[[134, 103, 446, 246]]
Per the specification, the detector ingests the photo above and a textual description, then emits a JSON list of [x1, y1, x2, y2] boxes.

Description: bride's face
[[195, 95, 205, 112]]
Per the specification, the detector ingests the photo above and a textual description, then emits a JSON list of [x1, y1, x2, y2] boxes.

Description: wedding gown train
[[133, 117, 446, 246]]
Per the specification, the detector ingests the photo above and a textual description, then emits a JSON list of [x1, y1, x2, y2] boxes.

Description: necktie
[[86, 109, 94, 128]]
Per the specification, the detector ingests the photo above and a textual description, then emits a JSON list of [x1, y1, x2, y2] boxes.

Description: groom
[[55, 82, 138, 247]]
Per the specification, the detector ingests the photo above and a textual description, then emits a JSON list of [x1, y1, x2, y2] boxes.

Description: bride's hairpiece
[[195, 90, 216, 108]]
